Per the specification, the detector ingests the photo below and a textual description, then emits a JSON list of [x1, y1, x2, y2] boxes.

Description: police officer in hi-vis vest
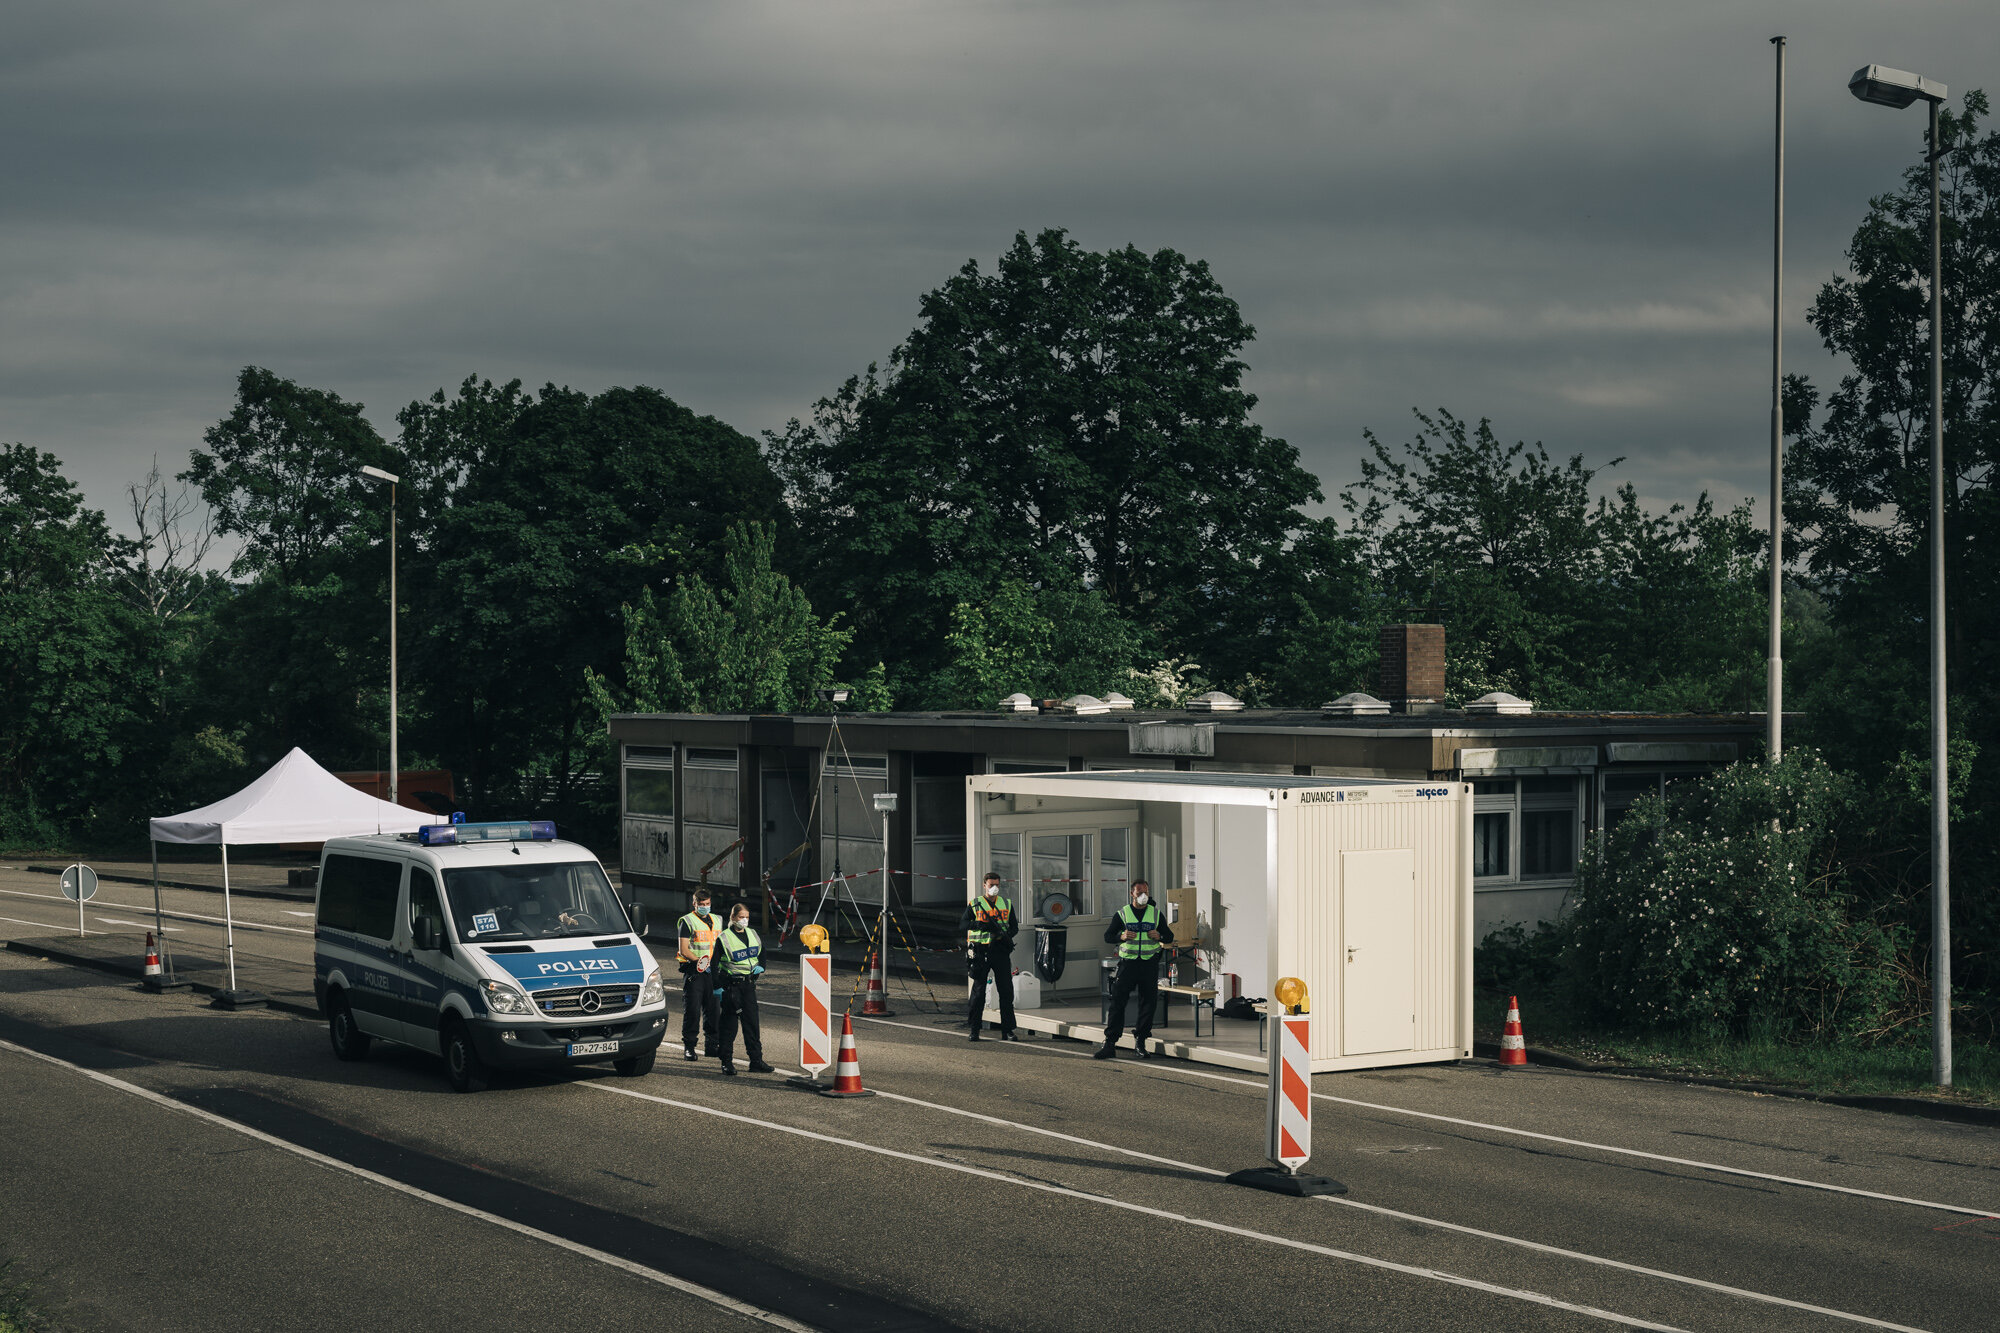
[[676, 888, 723, 1060], [711, 903, 775, 1076], [960, 871, 1021, 1041], [1095, 879, 1173, 1059]]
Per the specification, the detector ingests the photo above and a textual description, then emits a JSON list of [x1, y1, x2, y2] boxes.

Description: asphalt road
[[1, 923, 1997, 1333]]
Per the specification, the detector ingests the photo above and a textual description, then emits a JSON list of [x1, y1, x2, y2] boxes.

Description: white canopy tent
[[149, 747, 427, 1002]]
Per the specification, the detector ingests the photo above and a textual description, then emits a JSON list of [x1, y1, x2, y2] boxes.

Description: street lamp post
[[1848, 63, 1952, 1087], [1768, 36, 1786, 763], [360, 465, 401, 806]]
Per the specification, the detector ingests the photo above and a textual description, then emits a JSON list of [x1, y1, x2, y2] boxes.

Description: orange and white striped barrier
[[1499, 995, 1527, 1068], [142, 932, 162, 979], [798, 953, 833, 1080], [1227, 978, 1344, 1196], [1270, 1012, 1313, 1168], [819, 1013, 875, 1098], [861, 949, 895, 1017]]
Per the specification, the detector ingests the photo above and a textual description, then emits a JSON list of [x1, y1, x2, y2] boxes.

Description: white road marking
[[282, 911, 316, 918], [0, 888, 311, 935], [804, 1073, 1927, 1331], [0, 1037, 815, 1332], [763, 991, 1998, 1223], [583, 1080, 1686, 1331], [1145, 1064, 2000, 1221], [95, 918, 183, 932]]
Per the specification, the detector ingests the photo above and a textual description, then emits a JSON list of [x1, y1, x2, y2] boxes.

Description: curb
[[21, 863, 314, 903], [2, 938, 321, 1020], [1471, 1038, 2000, 1128]]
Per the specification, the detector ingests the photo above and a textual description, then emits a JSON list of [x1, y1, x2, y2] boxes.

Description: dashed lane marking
[[0, 888, 311, 935]]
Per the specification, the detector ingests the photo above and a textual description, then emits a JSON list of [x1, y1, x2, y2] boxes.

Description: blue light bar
[[417, 819, 557, 847]]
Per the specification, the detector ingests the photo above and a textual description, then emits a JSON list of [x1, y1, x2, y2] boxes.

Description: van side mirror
[[627, 901, 648, 937], [413, 916, 439, 951]]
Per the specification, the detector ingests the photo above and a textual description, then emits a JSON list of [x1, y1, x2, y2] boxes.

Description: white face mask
[[732, 918, 748, 932], [983, 884, 999, 898], [1134, 892, 1149, 907]]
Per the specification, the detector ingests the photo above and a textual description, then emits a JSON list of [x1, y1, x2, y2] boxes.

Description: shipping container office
[[969, 770, 1472, 1073]]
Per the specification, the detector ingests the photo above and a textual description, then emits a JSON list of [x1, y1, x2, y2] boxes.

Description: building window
[[625, 767, 674, 820], [1473, 813, 1511, 878], [1472, 776, 1582, 883], [1521, 810, 1574, 877]]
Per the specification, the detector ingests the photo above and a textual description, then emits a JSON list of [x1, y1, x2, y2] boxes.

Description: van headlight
[[639, 967, 664, 1006], [481, 979, 531, 1015]]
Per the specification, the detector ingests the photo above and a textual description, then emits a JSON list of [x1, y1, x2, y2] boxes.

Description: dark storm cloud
[[4, 0, 1992, 533]]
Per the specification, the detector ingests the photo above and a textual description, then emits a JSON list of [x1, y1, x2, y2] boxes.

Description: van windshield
[[441, 861, 631, 942]]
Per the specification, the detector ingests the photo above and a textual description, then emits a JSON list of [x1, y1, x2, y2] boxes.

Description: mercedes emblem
[[578, 989, 602, 1014]]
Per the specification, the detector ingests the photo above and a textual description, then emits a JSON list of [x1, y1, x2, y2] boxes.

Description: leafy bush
[[1564, 751, 1903, 1040]]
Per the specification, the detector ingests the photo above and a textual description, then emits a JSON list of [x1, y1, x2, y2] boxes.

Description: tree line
[[3, 96, 1994, 1035]]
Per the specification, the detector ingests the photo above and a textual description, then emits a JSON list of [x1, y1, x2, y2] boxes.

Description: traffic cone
[[861, 950, 896, 1017], [142, 932, 162, 979], [1498, 995, 1527, 1068], [819, 1014, 876, 1098]]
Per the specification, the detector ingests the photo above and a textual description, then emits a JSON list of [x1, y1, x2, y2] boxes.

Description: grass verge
[[1474, 988, 2000, 1107], [0, 1258, 62, 1333]]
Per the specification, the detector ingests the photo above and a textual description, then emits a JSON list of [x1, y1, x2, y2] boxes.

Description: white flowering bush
[[1565, 751, 1903, 1039]]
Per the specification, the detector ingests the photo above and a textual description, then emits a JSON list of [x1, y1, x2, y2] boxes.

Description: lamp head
[[359, 465, 401, 484], [1849, 64, 1946, 109]]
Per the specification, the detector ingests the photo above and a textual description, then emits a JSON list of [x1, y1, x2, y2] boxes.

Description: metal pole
[[1928, 97, 1951, 1088], [76, 864, 85, 938], [222, 843, 238, 992], [880, 801, 890, 963], [389, 481, 398, 808], [1768, 35, 1786, 763], [151, 839, 163, 948]]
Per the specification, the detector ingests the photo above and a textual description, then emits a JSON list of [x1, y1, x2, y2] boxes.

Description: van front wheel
[[328, 993, 371, 1062], [442, 1019, 489, 1094], [613, 1049, 656, 1077]]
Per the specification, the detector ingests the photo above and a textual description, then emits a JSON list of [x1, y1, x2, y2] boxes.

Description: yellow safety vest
[[968, 896, 1013, 946], [718, 925, 762, 977], [1117, 904, 1162, 961], [678, 911, 721, 965]]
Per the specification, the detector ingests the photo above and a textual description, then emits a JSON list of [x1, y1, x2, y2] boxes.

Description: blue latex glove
[[712, 987, 725, 997], [751, 964, 765, 976]]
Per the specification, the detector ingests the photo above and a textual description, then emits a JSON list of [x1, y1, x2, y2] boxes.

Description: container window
[[1473, 813, 1511, 878], [1032, 832, 1094, 919]]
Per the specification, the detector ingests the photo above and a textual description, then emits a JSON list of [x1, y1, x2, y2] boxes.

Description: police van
[[312, 819, 668, 1092]]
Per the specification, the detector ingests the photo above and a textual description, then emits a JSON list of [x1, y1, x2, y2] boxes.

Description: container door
[[1341, 848, 1415, 1055]]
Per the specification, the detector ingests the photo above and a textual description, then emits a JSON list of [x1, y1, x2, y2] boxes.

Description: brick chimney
[[1378, 624, 1445, 715]]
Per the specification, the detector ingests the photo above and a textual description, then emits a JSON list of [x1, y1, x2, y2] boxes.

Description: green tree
[[0, 445, 149, 841], [1784, 90, 2000, 1010], [1341, 409, 1763, 708], [927, 577, 1140, 708], [769, 229, 1321, 685], [601, 522, 849, 714], [181, 367, 397, 766], [1565, 752, 1902, 1040], [409, 381, 784, 812]]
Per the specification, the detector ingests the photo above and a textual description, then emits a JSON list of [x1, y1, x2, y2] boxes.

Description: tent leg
[[143, 839, 188, 993], [211, 844, 265, 1011]]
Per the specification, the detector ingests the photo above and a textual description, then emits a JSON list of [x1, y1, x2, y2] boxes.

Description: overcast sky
[[5, 0, 1992, 543]]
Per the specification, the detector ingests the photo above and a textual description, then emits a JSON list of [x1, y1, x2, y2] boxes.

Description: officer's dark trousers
[[1103, 958, 1160, 1045], [967, 945, 1015, 1033], [681, 969, 719, 1051], [717, 977, 761, 1063]]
